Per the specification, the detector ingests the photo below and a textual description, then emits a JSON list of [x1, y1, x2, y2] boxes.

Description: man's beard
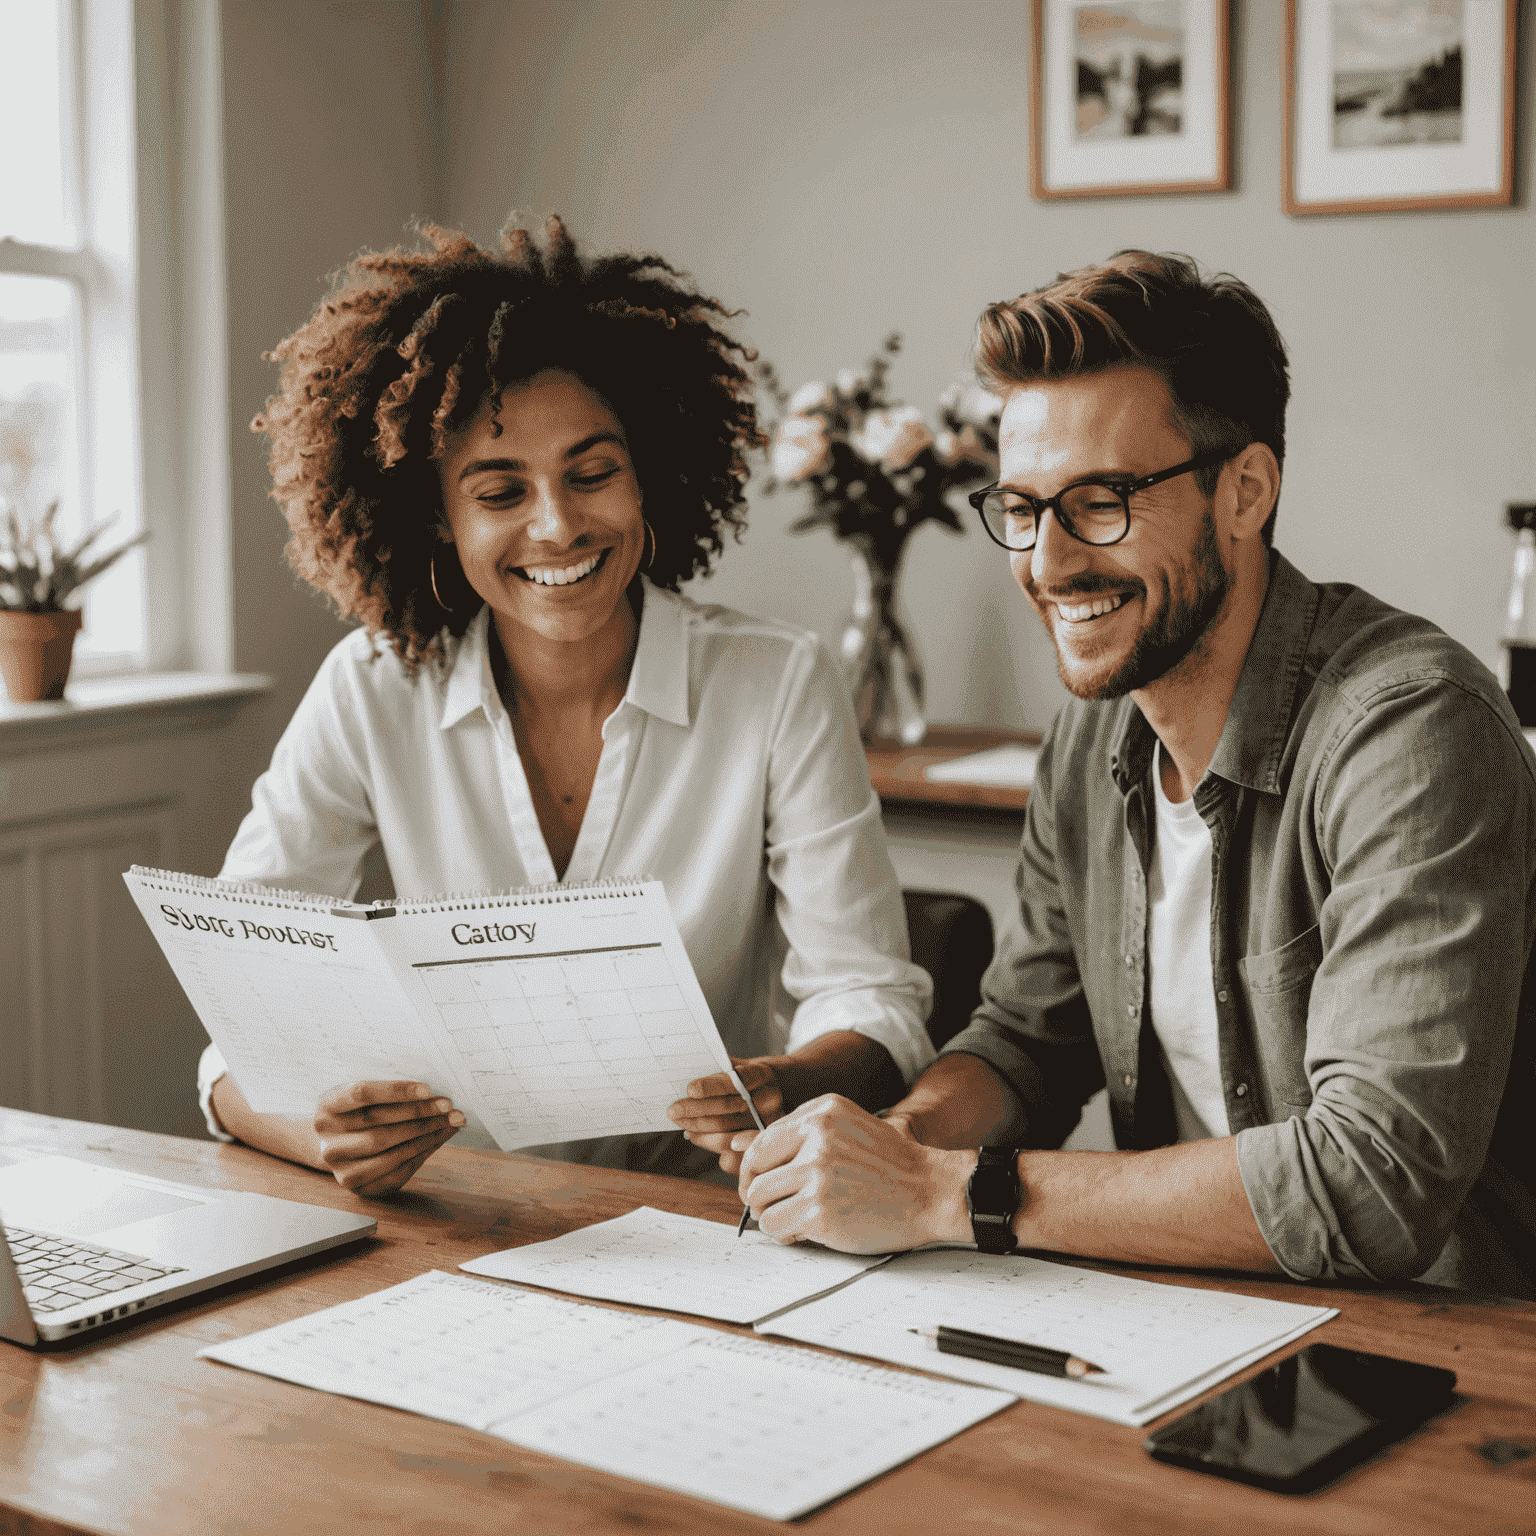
[[1031, 508, 1232, 701]]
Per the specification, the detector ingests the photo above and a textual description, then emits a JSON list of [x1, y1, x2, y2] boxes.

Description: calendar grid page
[[758, 1249, 1336, 1427], [377, 881, 738, 1150], [462, 1206, 888, 1324], [122, 869, 459, 1115], [125, 870, 736, 1149], [199, 1272, 1015, 1523]]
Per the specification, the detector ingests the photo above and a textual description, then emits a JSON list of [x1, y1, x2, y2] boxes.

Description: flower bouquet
[[759, 335, 1001, 743]]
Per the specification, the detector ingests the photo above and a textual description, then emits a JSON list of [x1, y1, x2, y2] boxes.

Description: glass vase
[[838, 539, 926, 745]]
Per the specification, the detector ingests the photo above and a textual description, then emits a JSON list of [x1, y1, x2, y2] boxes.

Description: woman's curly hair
[[252, 216, 764, 665]]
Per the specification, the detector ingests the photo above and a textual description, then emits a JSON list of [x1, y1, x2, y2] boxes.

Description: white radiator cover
[[0, 679, 269, 1136]]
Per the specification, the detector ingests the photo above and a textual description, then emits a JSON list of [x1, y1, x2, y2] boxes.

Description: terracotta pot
[[0, 608, 84, 702]]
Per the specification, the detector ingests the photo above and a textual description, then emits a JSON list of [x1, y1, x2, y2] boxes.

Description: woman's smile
[[511, 547, 611, 587]]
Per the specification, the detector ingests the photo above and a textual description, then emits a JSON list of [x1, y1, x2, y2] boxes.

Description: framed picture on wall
[[1285, 0, 1516, 215], [1029, 0, 1232, 200]]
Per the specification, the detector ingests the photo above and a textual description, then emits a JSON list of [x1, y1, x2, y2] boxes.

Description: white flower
[[770, 415, 831, 481], [786, 380, 832, 414], [852, 406, 935, 470], [834, 368, 861, 396]]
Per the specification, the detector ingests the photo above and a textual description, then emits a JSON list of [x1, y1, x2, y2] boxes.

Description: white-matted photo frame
[[1285, 0, 1516, 215], [1029, 0, 1231, 201]]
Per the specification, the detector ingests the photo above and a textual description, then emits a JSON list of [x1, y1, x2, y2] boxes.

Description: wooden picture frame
[[1029, 0, 1232, 201], [1284, 0, 1516, 215]]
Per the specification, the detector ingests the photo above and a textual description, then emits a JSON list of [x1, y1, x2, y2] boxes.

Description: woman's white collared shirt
[[199, 581, 934, 1147]]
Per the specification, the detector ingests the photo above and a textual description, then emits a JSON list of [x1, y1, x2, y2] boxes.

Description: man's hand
[[313, 1081, 464, 1197], [736, 1094, 974, 1254], [667, 1060, 784, 1174]]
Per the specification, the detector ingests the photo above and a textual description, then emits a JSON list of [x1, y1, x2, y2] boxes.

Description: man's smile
[[1054, 592, 1130, 624]]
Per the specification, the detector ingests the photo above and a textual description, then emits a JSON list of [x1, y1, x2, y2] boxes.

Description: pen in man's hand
[[909, 1325, 1106, 1379], [728, 1066, 767, 1238]]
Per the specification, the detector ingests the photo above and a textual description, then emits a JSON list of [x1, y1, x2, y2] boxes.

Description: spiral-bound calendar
[[124, 868, 737, 1150]]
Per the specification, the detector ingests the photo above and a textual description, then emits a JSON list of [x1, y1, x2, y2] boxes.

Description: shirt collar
[[624, 577, 691, 727], [436, 577, 693, 733], [1109, 550, 1319, 799], [1206, 550, 1318, 795], [439, 604, 497, 731]]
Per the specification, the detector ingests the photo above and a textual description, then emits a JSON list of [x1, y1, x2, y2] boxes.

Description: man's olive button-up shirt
[[942, 552, 1536, 1295]]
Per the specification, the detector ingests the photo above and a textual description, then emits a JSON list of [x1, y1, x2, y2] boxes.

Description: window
[[0, 0, 143, 671]]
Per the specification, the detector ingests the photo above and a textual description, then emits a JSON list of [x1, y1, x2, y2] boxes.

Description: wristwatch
[[965, 1146, 1022, 1255]]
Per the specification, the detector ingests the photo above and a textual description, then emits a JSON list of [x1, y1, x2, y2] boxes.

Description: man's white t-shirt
[[1148, 743, 1230, 1142]]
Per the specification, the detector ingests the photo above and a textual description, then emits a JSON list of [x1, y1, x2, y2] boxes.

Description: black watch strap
[[965, 1145, 1022, 1255]]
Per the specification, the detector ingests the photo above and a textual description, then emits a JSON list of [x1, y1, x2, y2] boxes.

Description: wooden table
[[2, 1109, 1533, 1535], [865, 725, 1039, 815]]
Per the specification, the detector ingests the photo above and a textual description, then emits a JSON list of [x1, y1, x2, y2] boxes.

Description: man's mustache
[[1025, 573, 1145, 603]]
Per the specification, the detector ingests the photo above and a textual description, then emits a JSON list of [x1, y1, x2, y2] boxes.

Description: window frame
[[1, 0, 148, 675]]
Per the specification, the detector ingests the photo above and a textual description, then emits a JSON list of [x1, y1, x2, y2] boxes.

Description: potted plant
[[0, 501, 147, 702]]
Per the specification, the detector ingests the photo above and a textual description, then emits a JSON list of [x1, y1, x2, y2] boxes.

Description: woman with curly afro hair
[[201, 217, 935, 1197]]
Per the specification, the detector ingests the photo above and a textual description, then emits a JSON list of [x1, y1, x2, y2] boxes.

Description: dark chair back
[[902, 889, 995, 1051]]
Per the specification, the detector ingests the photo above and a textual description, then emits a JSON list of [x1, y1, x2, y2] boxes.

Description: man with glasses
[[731, 252, 1535, 1297]]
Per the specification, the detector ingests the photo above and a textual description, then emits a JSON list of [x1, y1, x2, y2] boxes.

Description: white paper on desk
[[461, 1206, 888, 1324], [922, 744, 1038, 788], [493, 1331, 1016, 1522], [200, 1271, 1016, 1523], [757, 1250, 1337, 1427], [198, 1270, 714, 1429]]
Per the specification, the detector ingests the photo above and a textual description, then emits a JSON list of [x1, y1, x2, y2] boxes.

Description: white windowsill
[[0, 671, 273, 757]]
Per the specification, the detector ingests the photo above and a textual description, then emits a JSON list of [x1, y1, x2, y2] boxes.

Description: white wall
[[219, 0, 441, 740], [438, 0, 1536, 734], [177, 0, 1536, 818]]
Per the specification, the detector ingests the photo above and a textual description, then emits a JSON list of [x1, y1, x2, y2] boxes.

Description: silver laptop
[[0, 1154, 375, 1345]]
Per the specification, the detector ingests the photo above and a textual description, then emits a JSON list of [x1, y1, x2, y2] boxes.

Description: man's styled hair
[[974, 251, 1290, 545], [252, 216, 763, 666]]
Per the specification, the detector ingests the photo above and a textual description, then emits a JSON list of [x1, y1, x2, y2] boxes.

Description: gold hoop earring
[[430, 545, 455, 614], [642, 520, 656, 572]]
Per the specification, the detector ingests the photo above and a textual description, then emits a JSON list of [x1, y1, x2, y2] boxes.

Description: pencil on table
[[909, 1326, 1105, 1378]]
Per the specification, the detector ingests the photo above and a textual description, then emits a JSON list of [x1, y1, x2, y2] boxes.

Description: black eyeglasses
[[968, 449, 1234, 552]]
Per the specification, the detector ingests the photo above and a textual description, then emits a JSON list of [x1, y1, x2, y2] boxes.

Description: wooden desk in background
[[1, 1109, 1533, 1535], [866, 722, 1037, 955], [864, 724, 1038, 815]]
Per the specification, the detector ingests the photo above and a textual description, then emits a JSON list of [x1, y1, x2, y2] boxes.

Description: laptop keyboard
[[5, 1225, 186, 1313]]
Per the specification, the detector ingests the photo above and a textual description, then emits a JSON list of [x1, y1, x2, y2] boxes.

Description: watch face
[[968, 1163, 1019, 1213], [967, 1154, 1021, 1254]]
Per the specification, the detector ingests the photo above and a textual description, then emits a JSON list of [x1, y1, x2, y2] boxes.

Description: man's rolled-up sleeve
[[938, 722, 1108, 1148], [1238, 681, 1534, 1284]]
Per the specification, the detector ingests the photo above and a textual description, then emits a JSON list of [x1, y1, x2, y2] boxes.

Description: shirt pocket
[[1238, 923, 1323, 1112]]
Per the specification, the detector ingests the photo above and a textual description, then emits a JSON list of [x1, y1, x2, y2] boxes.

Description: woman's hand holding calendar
[[670, 1033, 907, 1176], [670, 1060, 785, 1174], [313, 1081, 467, 1198]]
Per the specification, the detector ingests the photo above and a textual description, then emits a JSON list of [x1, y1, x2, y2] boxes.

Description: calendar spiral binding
[[128, 865, 346, 915], [389, 876, 651, 916], [127, 865, 652, 918]]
